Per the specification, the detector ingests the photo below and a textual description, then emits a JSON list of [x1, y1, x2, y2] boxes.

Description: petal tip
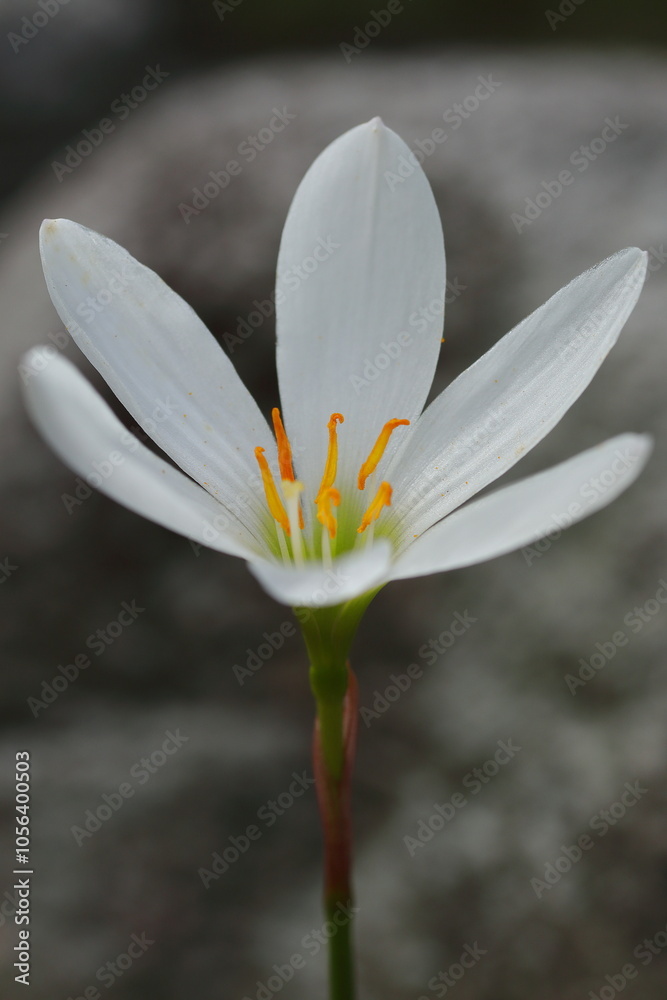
[[617, 245, 648, 274], [628, 431, 654, 459], [39, 218, 59, 241], [39, 217, 80, 252]]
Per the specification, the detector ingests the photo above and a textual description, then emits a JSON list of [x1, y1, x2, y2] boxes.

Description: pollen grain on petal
[[358, 418, 410, 490], [254, 446, 290, 535], [357, 481, 392, 533]]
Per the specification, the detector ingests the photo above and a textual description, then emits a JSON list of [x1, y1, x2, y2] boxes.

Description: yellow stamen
[[271, 407, 295, 482], [254, 447, 290, 535], [316, 413, 344, 501], [316, 487, 341, 540], [357, 419, 410, 490], [270, 409, 305, 529], [357, 481, 392, 533]]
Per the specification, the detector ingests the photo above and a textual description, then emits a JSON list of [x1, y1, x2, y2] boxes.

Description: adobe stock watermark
[[530, 780, 648, 898], [418, 942, 487, 1000], [233, 599, 345, 684], [339, 1, 409, 63], [187, 441, 308, 555], [75, 261, 138, 323], [191, 535, 350, 611], [241, 902, 359, 1000], [19, 253, 155, 335], [587, 918, 667, 1000], [0, 885, 20, 929], [545, 0, 586, 31], [233, 621, 298, 685], [521, 444, 643, 566], [52, 66, 170, 182], [59, 397, 176, 514], [645, 243, 667, 279], [404, 739, 522, 856], [198, 771, 315, 887], [557, 287, 633, 365], [0, 557, 18, 584], [212, 0, 243, 19], [360, 610, 477, 727], [178, 107, 296, 223], [348, 277, 465, 395], [222, 235, 341, 352], [17, 328, 75, 384], [384, 75, 502, 191], [65, 932, 155, 999], [454, 402, 515, 463], [70, 729, 189, 846], [8, 0, 69, 54], [511, 116, 629, 232], [565, 578, 667, 694], [27, 600, 145, 717]]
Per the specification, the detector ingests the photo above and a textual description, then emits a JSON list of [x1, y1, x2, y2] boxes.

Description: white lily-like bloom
[[23, 119, 651, 610]]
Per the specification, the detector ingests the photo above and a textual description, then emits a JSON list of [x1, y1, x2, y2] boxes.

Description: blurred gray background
[[1, 3, 667, 999]]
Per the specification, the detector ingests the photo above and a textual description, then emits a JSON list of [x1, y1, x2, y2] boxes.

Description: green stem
[[325, 892, 355, 1000], [312, 665, 358, 1000], [316, 697, 345, 780], [297, 593, 381, 1000]]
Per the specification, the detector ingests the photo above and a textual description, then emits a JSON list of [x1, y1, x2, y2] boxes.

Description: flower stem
[[313, 664, 358, 1000], [298, 593, 381, 998]]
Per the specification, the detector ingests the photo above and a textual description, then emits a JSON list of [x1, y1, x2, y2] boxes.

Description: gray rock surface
[[1, 50, 666, 999]]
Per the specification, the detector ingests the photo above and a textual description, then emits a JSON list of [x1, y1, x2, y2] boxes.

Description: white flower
[[22, 119, 651, 609]]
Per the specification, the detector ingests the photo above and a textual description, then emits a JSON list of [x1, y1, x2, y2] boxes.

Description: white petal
[[249, 539, 392, 608], [275, 118, 445, 498], [39, 219, 274, 542], [388, 249, 647, 542], [21, 350, 263, 559], [391, 434, 652, 580]]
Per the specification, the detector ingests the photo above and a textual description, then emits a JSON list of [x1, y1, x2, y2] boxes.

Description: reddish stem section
[[313, 665, 359, 903]]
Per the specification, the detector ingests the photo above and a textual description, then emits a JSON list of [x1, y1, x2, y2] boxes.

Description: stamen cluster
[[255, 410, 410, 566]]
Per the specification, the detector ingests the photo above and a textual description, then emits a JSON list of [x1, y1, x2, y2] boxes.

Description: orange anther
[[316, 413, 344, 501], [316, 487, 341, 540], [254, 447, 290, 535], [357, 481, 392, 533], [270, 409, 304, 528], [271, 407, 295, 482], [357, 419, 409, 490]]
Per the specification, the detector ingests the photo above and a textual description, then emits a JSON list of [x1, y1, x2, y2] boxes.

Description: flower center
[[254, 409, 410, 566]]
